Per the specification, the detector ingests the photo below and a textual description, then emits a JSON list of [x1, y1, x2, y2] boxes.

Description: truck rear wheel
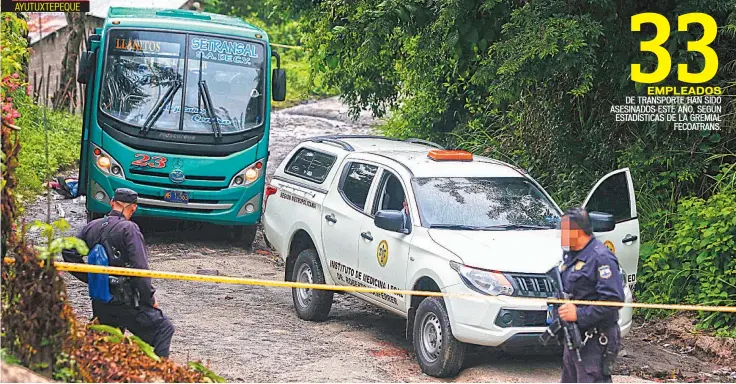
[[225, 224, 257, 248], [413, 297, 466, 377], [291, 248, 333, 321]]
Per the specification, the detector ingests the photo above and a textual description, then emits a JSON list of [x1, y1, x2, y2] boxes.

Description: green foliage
[[52, 352, 79, 383], [14, 103, 82, 203], [1, 13, 28, 77], [30, 219, 89, 261], [1, 348, 21, 365], [1, 13, 82, 204], [203, 1, 337, 107], [88, 325, 161, 362], [280, 0, 736, 332], [638, 177, 736, 336], [129, 335, 161, 362], [188, 361, 226, 383], [88, 325, 125, 344]]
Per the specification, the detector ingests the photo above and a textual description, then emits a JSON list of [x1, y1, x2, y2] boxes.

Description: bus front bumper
[[86, 171, 263, 226]]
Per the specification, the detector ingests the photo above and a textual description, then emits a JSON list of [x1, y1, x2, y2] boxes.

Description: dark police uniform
[[68, 189, 174, 357], [560, 237, 625, 383]]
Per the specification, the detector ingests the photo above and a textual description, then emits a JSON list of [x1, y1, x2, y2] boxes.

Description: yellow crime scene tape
[[270, 43, 305, 50], [4, 258, 735, 313]]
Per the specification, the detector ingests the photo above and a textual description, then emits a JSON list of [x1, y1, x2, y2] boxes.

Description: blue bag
[[87, 244, 113, 303], [67, 180, 79, 198]]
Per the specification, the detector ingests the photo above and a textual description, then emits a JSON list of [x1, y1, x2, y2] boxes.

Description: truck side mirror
[[77, 51, 93, 84], [272, 69, 286, 101], [589, 211, 615, 232], [374, 210, 410, 234]]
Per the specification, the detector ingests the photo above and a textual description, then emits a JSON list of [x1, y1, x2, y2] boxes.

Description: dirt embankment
[[21, 98, 736, 383]]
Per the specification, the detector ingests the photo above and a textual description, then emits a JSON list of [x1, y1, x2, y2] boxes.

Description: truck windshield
[[413, 177, 561, 229], [100, 29, 265, 134]]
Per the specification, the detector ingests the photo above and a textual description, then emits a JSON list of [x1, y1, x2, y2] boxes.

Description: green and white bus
[[77, 7, 286, 246]]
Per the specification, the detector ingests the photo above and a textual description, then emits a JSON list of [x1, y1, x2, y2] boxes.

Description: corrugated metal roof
[[26, 13, 68, 45]]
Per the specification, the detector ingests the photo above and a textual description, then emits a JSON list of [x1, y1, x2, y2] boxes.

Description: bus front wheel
[[225, 224, 257, 248]]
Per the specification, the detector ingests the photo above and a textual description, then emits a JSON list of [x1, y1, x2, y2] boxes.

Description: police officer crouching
[[63, 188, 175, 357], [558, 207, 625, 383]]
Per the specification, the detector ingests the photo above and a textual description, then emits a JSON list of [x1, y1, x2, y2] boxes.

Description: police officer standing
[[558, 207, 625, 383], [65, 188, 175, 357]]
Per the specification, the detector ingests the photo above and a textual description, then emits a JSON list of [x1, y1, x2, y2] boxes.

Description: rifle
[[539, 262, 584, 362]]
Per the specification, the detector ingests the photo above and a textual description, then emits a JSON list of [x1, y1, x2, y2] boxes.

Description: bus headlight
[[92, 145, 125, 179], [230, 159, 263, 187]]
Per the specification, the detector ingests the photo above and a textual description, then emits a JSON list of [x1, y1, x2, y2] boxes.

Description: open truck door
[[583, 168, 640, 291]]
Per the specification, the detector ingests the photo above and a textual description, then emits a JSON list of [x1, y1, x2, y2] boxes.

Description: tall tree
[[54, 12, 85, 112]]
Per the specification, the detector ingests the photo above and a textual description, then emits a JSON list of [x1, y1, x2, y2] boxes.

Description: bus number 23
[[132, 154, 167, 168]]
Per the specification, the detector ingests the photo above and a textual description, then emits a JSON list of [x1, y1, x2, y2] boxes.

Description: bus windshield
[[100, 29, 266, 134]]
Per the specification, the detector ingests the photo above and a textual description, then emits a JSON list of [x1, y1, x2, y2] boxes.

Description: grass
[[272, 49, 336, 109], [13, 101, 82, 206]]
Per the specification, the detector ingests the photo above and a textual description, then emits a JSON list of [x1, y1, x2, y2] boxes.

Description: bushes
[[638, 181, 736, 336], [1, 13, 82, 203], [202, 1, 337, 108], [277, 0, 736, 334], [2, 12, 220, 382], [14, 104, 82, 199]]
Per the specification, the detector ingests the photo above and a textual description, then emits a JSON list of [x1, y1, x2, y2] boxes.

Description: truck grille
[[507, 273, 556, 298]]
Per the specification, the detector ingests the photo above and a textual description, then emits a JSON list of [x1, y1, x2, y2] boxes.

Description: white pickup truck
[[263, 135, 639, 377]]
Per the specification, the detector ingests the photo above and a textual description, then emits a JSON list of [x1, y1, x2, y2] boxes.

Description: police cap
[[112, 188, 138, 204]]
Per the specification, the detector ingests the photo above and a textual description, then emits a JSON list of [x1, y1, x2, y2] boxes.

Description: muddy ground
[[23, 98, 736, 382]]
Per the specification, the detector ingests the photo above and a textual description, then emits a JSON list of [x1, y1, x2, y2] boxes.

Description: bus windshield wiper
[[141, 80, 181, 133], [198, 79, 222, 138]]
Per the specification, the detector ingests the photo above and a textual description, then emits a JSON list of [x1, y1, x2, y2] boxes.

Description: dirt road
[[24, 98, 734, 382]]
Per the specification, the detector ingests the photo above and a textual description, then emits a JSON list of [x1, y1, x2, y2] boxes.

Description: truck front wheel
[[412, 297, 466, 377], [291, 248, 333, 321]]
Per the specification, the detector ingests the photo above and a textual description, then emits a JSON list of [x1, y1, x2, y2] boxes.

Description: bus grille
[[129, 168, 226, 181]]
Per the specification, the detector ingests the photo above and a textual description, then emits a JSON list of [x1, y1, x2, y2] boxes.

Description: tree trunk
[[18, 12, 30, 76], [54, 12, 85, 112]]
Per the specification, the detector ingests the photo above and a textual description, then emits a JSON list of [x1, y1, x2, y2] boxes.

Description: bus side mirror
[[272, 69, 286, 102], [77, 51, 93, 84], [590, 211, 615, 232]]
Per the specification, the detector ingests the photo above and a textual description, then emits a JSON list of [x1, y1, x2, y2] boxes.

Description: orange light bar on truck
[[427, 149, 473, 161]]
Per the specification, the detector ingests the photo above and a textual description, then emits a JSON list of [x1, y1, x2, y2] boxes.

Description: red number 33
[[132, 154, 167, 168]]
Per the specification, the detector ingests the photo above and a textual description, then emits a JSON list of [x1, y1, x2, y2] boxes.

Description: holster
[[600, 332, 618, 376], [108, 260, 140, 309]]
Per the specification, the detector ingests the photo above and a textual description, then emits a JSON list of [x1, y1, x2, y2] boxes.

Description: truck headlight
[[92, 145, 124, 179], [450, 261, 514, 296], [230, 159, 264, 187]]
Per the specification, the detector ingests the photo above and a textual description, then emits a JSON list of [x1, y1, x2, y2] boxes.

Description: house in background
[[26, 0, 194, 111]]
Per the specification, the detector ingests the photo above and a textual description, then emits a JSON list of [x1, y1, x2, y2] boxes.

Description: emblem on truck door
[[377, 240, 389, 267], [603, 240, 616, 254]]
